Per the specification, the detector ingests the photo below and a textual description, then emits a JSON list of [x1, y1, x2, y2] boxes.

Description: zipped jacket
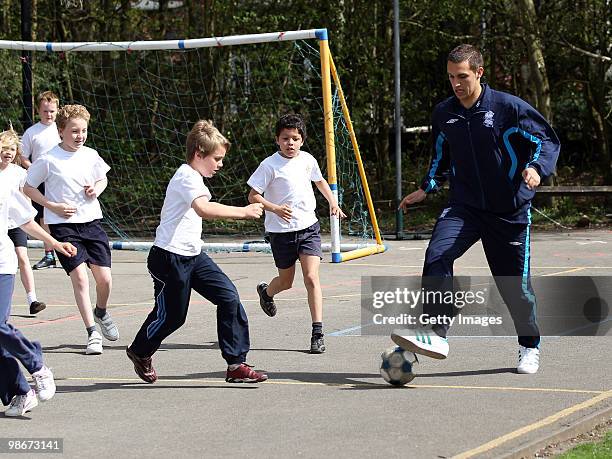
[[420, 84, 560, 221]]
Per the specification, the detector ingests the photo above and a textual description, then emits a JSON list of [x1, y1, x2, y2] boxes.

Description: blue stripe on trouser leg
[[421, 206, 480, 337], [130, 246, 193, 357], [190, 252, 250, 365], [481, 213, 540, 348], [0, 274, 43, 405]]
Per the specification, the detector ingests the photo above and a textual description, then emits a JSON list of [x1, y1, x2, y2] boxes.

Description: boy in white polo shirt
[[127, 120, 268, 384], [24, 104, 118, 355], [1, 179, 76, 416], [21, 91, 62, 270], [247, 114, 345, 354]]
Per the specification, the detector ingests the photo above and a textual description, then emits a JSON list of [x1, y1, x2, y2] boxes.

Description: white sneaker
[[32, 366, 56, 402], [86, 331, 103, 355], [517, 346, 540, 374], [391, 328, 449, 359], [94, 310, 119, 341], [5, 389, 38, 417]]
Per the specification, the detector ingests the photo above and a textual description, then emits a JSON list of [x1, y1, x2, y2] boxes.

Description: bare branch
[[554, 39, 612, 63]]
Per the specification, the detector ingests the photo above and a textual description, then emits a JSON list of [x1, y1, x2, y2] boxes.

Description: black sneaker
[[29, 301, 47, 314], [32, 256, 56, 270], [310, 334, 326, 354], [257, 282, 277, 317]]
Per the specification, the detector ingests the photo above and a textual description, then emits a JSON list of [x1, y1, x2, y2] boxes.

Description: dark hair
[[447, 44, 484, 72], [275, 114, 307, 140]]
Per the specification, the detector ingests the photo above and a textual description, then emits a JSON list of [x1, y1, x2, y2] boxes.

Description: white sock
[[228, 364, 241, 371], [27, 292, 37, 304]]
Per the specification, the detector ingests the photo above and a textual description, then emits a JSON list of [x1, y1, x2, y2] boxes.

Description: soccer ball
[[380, 346, 418, 386]]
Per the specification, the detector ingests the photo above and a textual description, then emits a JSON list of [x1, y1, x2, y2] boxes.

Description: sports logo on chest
[[483, 110, 495, 128]]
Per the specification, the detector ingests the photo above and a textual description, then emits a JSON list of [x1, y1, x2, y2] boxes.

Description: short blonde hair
[[0, 128, 23, 166], [56, 104, 91, 130], [186, 120, 230, 162], [36, 90, 59, 108]]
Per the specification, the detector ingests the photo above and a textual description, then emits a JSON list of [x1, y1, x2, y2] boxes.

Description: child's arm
[[192, 196, 263, 220], [248, 188, 292, 223], [314, 180, 347, 218], [84, 178, 108, 199], [20, 220, 77, 257], [23, 184, 77, 218]]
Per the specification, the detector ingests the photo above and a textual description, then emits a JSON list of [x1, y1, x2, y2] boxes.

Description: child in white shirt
[[0, 128, 46, 314], [248, 114, 345, 353], [24, 105, 118, 355]]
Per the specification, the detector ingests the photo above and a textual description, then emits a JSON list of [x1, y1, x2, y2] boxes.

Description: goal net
[[0, 29, 385, 262]]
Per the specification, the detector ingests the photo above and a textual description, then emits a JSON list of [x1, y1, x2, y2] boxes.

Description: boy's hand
[[84, 184, 97, 199], [54, 241, 77, 257], [50, 202, 77, 218], [399, 189, 427, 210], [330, 204, 347, 218], [274, 203, 293, 222], [522, 167, 541, 190], [244, 203, 264, 219]]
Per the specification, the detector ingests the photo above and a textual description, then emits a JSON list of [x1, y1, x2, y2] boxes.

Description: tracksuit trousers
[[130, 246, 250, 364], [0, 274, 43, 405], [422, 205, 540, 348]]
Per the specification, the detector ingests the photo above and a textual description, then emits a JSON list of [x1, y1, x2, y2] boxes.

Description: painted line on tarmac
[[344, 263, 611, 269], [541, 267, 586, 276], [62, 376, 606, 394], [452, 389, 612, 459]]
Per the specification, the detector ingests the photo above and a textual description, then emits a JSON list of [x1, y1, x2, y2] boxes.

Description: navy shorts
[[33, 183, 45, 223], [48, 219, 111, 275], [7, 228, 27, 248], [269, 221, 323, 269]]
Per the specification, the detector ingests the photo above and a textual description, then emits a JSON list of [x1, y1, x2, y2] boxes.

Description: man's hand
[[399, 189, 427, 210], [273, 203, 293, 222], [522, 167, 541, 190]]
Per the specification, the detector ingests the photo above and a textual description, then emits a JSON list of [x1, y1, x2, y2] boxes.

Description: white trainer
[[94, 311, 119, 341], [517, 346, 540, 374], [32, 366, 56, 402], [86, 330, 103, 355], [391, 328, 449, 359], [5, 389, 38, 417]]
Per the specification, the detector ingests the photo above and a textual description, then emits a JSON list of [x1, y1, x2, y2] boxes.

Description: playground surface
[[4, 229, 611, 458]]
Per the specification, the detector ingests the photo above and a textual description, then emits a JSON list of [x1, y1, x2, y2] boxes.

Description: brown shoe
[[126, 347, 157, 383], [30, 301, 47, 315]]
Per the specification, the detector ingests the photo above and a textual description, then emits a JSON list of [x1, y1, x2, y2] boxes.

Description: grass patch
[[557, 429, 612, 458]]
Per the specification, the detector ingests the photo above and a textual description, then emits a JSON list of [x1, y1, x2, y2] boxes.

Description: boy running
[[248, 114, 345, 353], [126, 120, 268, 384], [24, 105, 118, 355]]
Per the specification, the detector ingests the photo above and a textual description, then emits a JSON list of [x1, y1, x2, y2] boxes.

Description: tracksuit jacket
[[420, 83, 560, 223]]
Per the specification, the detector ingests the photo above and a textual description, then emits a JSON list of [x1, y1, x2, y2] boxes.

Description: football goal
[[0, 28, 385, 262]]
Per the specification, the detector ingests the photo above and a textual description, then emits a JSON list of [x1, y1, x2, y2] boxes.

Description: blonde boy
[[127, 120, 268, 384], [21, 91, 62, 270], [0, 129, 46, 314], [24, 105, 118, 355], [1, 177, 76, 416]]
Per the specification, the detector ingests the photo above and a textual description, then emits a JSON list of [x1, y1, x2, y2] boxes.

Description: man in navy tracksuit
[[391, 44, 560, 374]]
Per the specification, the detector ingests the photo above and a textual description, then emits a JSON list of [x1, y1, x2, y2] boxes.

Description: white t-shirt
[[154, 164, 211, 256], [26, 144, 110, 224], [0, 182, 37, 274], [247, 151, 323, 233], [21, 121, 61, 163], [0, 164, 28, 229]]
